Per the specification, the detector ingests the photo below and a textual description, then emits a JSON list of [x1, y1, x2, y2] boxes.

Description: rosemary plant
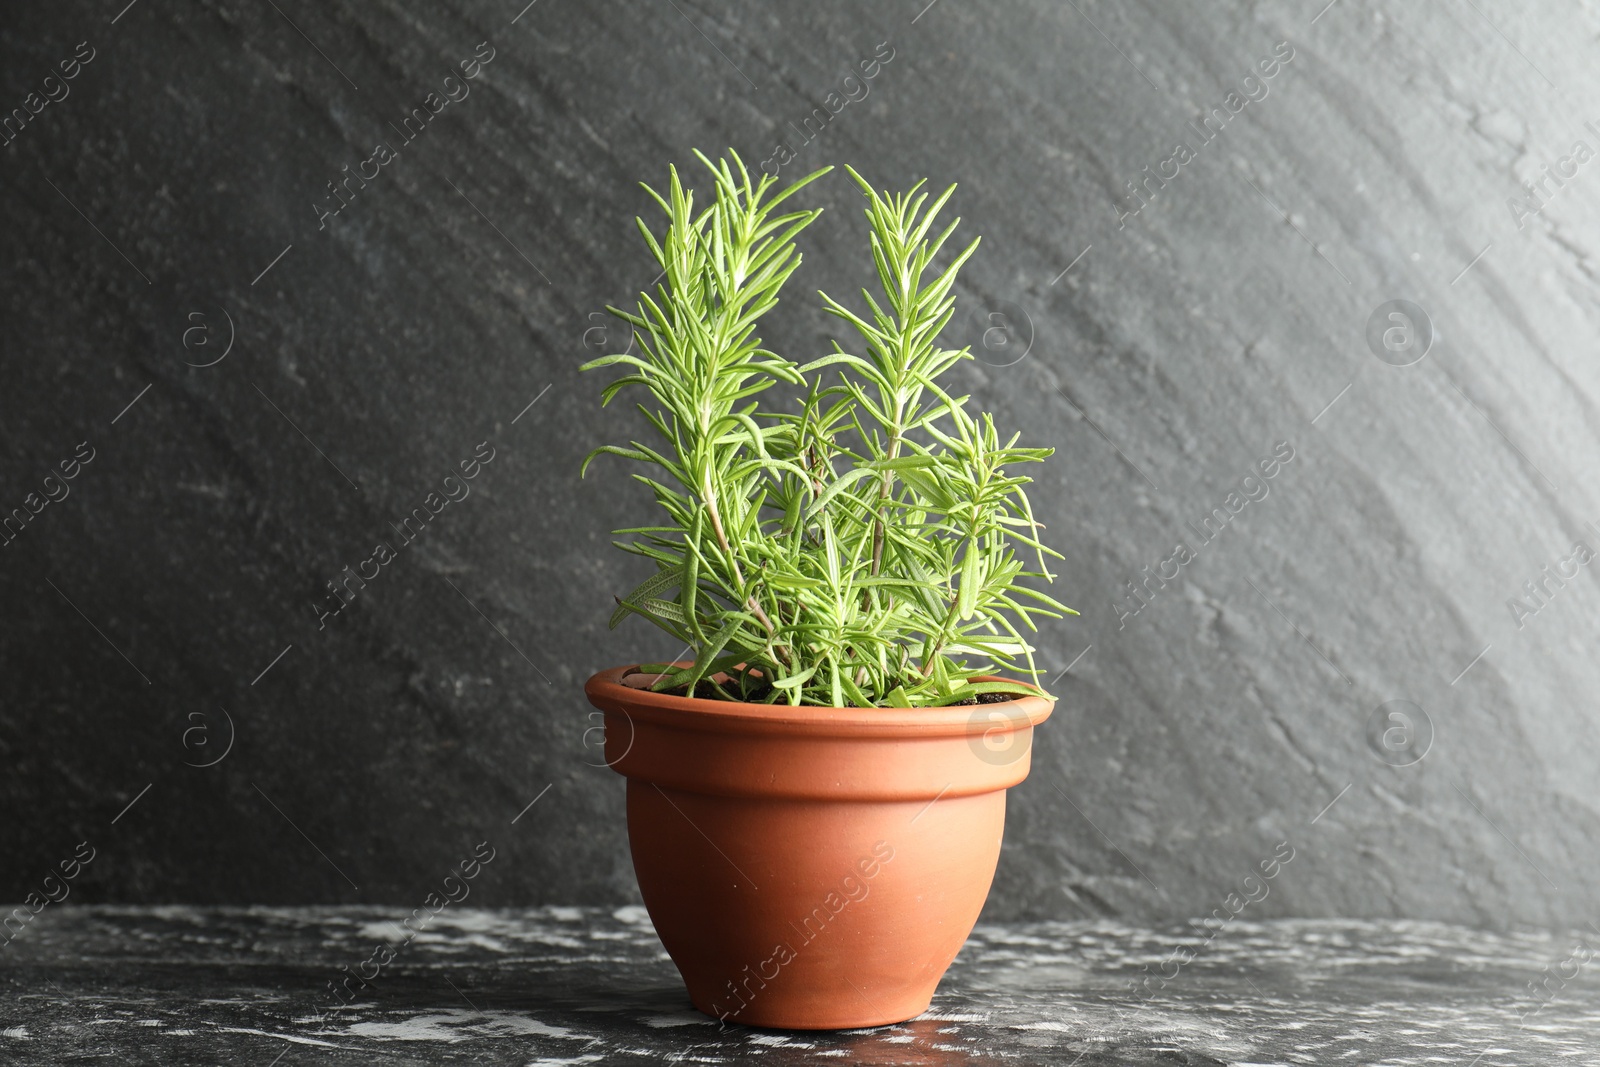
[[582, 151, 1073, 707]]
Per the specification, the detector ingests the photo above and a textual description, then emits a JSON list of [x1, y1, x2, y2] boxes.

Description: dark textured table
[[3, 907, 1596, 1065]]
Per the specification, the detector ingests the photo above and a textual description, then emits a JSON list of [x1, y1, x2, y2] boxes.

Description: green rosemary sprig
[[582, 150, 1074, 707]]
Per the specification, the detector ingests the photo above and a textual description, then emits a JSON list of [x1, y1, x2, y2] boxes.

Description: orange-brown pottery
[[584, 664, 1052, 1030]]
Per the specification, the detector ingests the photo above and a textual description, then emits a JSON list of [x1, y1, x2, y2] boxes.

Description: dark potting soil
[[656, 677, 1017, 707], [667, 680, 776, 702], [952, 692, 1018, 706]]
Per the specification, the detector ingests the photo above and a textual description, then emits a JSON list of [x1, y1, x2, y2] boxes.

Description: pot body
[[584, 665, 1052, 1030]]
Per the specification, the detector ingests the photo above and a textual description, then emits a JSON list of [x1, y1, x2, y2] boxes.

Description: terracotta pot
[[583, 664, 1053, 1030]]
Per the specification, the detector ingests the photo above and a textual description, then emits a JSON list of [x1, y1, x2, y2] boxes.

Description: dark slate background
[[4, 0, 1598, 927]]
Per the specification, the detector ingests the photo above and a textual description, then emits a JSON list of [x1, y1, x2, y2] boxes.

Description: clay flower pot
[[584, 664, 1053, 1030]]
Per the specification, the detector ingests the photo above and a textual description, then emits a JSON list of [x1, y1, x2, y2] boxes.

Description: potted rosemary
[[582, 151, 1072, 1029]]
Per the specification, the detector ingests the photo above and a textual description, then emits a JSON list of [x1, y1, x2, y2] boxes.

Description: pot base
[[629, 781, 1004, 1031]]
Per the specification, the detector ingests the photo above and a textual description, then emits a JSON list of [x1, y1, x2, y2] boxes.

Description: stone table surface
[[2, 907, 1596, 1065]]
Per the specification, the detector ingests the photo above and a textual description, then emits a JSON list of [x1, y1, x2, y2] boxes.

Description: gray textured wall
[[4, 0, 1598, 927]]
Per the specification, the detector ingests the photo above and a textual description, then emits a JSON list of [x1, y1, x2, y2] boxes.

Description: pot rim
[[584, 663, 1054, 738]]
